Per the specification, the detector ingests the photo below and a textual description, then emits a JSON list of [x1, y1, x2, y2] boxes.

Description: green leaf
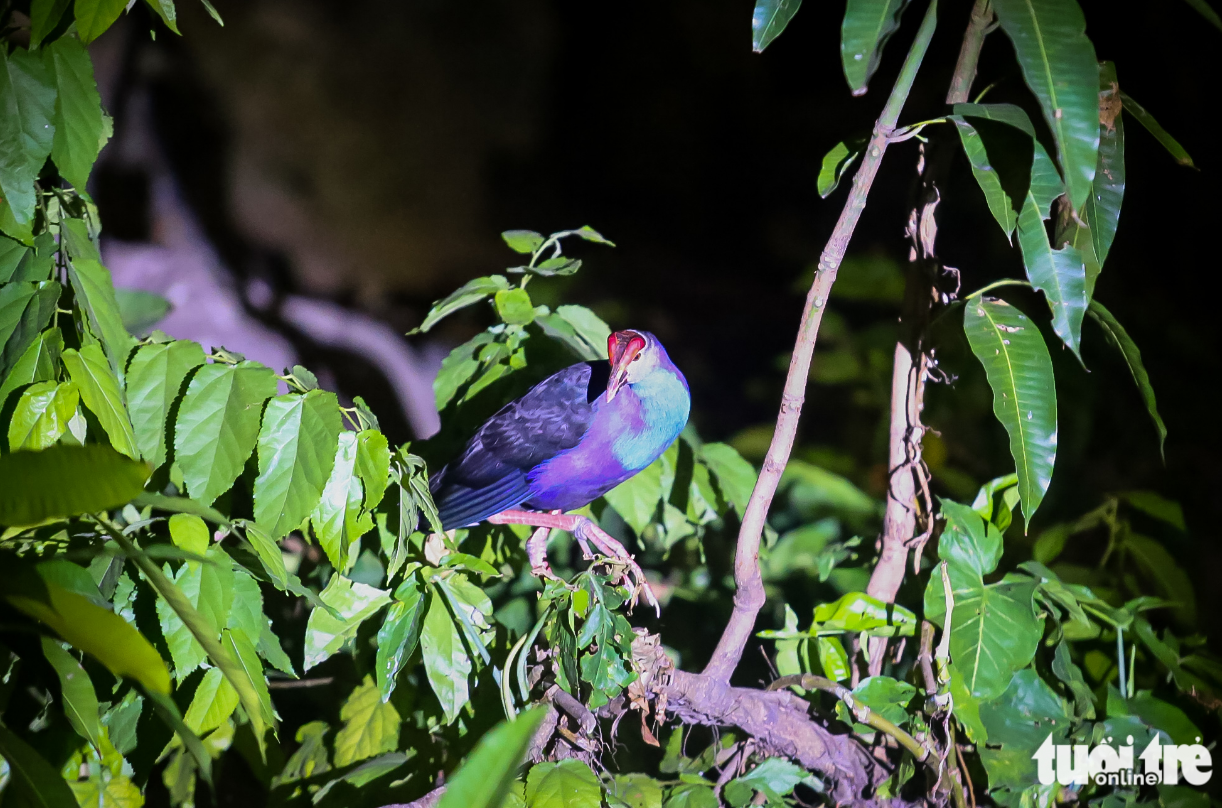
[[580, 610, 636, 708], [525, 759, 603, 808], [836, 676, 915, 728], [1017, 196, 1087, 359], [46, 35, 108, 189], [604, 456, 664, 534], [0, 723, 79, 808], [1, 280, 60, 381], [41, 637, 103, 749], [0, 325, 62, 406], [0, 47, 56, 225], [817, 139, 864, 199], [222, 627, 275, 741], [608, 774, 663, 808], [1079, 62, 1124, 272], [700, 442, 757, 516], [126, 340, 206, 467], [333, 676, 401, 767], [1119, 91, 1194, 168], [62, 343, 139, 458], [66, 257, 134, 375], [115, 288, 171, 333], [355, 429, 390, 509], [312, 752, 408, 803], [135, 491, 230, 526], [781, 459, 879, 525], [311, 430, 363, 570], [665, 786, 719, 808], [502, 229, 545, 253], [992, 0, 1099, 212], [30, 0, 73, 48], [495, 287, 538, 325], [74, 0, 129, 44], [1051, 639, 1095, 719], [1182, 0, 1222, 30], [1086, 300, 1165, 458], [938, 498, 1003, 575], [420, 591, 472, 724], [169, 512, 210, 555], [155, 547, 235, 681], [7, 379, 78, 451], [241, 521, 289, 587], [302, 575, 391, 671], [376, 576, 426, 701], [273, 721, 331, 787], [437, 708, 547, 808], [0, 443, 149, 526], [724, 758, 804, 806], [963, 297, 1057, 528], [174, 361, 278, 506], [62, 729, 142, 808], [840, 0, 910, 96], [977, 669, 1070, 792], [254, 390, 342, 538], [0, 234, 30, 280], [182, 666, 239, 735], [143, 0, 180, 33], [950, 115, 1028, 239], [1125, 533, 1195, 624], [751, 0, 802, 52], [413, 275, 510, 334], [5, 573, 170, 694]]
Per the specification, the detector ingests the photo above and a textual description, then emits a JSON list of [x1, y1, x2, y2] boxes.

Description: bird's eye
[[632, 353, 642, 362]]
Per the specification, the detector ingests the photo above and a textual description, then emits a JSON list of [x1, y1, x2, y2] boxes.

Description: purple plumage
[[431, 331, 690, 530]]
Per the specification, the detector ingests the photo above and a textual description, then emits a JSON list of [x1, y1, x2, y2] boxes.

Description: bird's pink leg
[[525, 525, 559, 581], [487, 509, 659, 616]]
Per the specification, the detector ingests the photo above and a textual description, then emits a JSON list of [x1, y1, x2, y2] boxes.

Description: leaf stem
[[963, 278, 1032, 301]]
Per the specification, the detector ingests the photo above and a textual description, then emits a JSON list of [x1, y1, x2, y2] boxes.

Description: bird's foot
[[486, 509, 660, 617]]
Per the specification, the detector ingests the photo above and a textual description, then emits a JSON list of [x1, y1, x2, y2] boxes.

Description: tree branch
[[702, 0, 941, 684]]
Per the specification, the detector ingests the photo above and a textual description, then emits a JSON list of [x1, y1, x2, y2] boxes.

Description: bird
[[429, 329, 690, 610]]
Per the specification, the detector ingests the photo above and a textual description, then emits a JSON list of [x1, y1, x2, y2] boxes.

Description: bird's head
[[606, 329, 660, 400]]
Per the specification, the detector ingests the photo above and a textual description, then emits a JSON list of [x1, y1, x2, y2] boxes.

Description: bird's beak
[[606, 331, 643, 401]]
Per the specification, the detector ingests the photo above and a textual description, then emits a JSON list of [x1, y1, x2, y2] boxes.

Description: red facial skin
[[606, 330, 646, 401]]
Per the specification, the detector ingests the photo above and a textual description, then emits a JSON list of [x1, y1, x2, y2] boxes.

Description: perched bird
[[430, 329, 689, 609]]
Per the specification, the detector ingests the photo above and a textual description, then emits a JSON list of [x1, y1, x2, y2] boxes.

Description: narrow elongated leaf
[[0, 443, 149, 525], [41, 637, 103, 749], [420, 592, 471, 724], [8, 380, 77, 451], [963, 298, 1057, 527], [63, 343, 139, 458], [74, 0, 129, 44], [66, 258, 134, 375], [752, 0, 802, 52], [254, 390, 341, 538], [1183, 0, 1222, 31], [1086, 300, 1165, 457], [126, 340, 206, 467], [0, 47, 56, 225], [30, 0, 74, 48], [993, 0, 1099, 211], [841, 0, 910, 95], [222, 627, 276, 739], [1119, 91, 1194, 168], [376, 576, 426, 701], [333, 677, 401, 767], [1087, 62, 1124, 267], [951, 117, 1025, 239], [241, 521, 289, 588], [174, 361, 278, 505], [0, 325, 62, 406], [413, 275, 509, 334], [0, 280, 60, 380], [302, 575, 391, 671], [46, 35, 108, 189], [0, 724, 79, 808], [437, 708, 546, 808], [1016, 202, 1087, 358]]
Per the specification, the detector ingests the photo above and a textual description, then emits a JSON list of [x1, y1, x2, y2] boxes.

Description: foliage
[[0, 0, 1213, 807]]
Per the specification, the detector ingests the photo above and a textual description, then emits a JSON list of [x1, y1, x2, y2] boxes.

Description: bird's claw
[[571, 517, 660, 618]]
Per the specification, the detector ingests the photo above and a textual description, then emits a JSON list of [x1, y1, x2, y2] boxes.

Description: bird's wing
[[434, 361, 607, 528]]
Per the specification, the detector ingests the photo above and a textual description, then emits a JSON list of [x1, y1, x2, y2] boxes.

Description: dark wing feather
[[433, 362, 606, 528]]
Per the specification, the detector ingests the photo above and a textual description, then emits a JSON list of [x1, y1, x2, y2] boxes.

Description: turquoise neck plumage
[[610, 369, 691, 471]]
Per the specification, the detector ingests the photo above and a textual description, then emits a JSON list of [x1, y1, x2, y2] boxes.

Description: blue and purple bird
[[430, 329, 689, 610]]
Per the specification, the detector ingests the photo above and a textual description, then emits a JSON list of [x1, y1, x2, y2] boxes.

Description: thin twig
[[918, 621, 937, 696], [701, 0, 941, 684], [267, 677, 334, 690]]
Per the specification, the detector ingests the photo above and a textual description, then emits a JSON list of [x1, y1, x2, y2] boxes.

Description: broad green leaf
[[303, 575, 391, 671], [977, 669, 1070, 792], [835, 675, 916, 728], [1051, 639, 1095, 719], [1119, 490, 1184, 530], [0, 280, 59, 380], [30, 0, 73, 48], [817, 636, 850, 680], [700, 442, 757, 515], [938, 499, 1003, 575], [555, 305, 612, 357], [0, 723, 79, 808], [992, 0, 1099, 212], [963, 297, 1057, 528], [1125, 533, 1195, 624], [182, 666, 239, 735], [46, 35, 108, 189], [950, 116, 1026, 239], [420, 592, 471, 724], [155, 547, 235, 681], [311, 430, 364, 569], [225, 568, 266, 645], [817, 139, 863, 198], [971, 473, 1019, 521], [273, 721, 331, 787], [355, 429, 391, 509], [724, 758, 804, 806], [604, 456, 664, 533], [437, 708, 547, 808], [609, 774, 663, 808], [62, 343, 139, 458], [502, 229, 544, 254], [751, 0, 802, 52], [257, 617, 296, 677], [376, 576, 426, 701], [1183, 0, 1222, 29], [60, 217, 100, 260], [62, 730, 142, 808], [115, 288, 171, 334], [169, 513, 210, 556], [241, 521, 289, 588], [495, 287, 537, 325], [222, 627, 275, 741], [74, 0, 129, 44], [1016, 200, 1087, 358], [0, 47, 56, 225], [434, 332, 494, 410], [525, 759, 602, 808], [312, 753, 408, 803], [1086, 300, 1165, 458], [1119, 91, 1194, 168], [254, 390, 341, 538], [924, 562, 1042, 701], [8, 380, 78, 451], [41, 637, 103, 749], [333, 676, 401, 767], [0, 326, 62, 407], [0, 443, 149, 526], [126, 340, 206, 467], [6, 574, 170, 693], [841, 0, 910, 95], [808, 591, 916, 636], [143, 0, 178, 33], [66, 257, 134, 376], [580, 610, 636, 708], [174, 361, 277, 506], [781, 459, 879, 525], [665, 786, 719, 808], [0, 233, 29, 279], [414, 275, 509, 334]]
